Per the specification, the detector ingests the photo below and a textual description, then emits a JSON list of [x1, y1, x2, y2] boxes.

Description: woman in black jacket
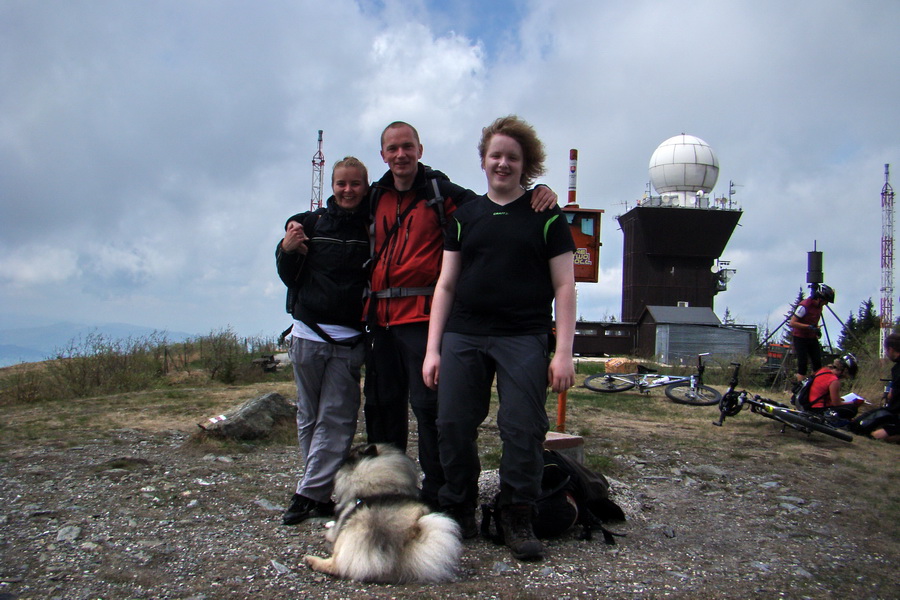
[[275, 156, 370, 524]]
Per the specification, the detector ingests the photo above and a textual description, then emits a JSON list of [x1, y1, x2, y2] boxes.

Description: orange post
[[555, 390, 568, 432]]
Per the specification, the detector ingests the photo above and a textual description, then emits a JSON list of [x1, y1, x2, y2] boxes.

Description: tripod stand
[[754, 301, 835, 391]]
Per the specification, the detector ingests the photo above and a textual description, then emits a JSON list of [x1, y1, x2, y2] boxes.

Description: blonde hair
[[478, 115, 546, 188], [332, 156, 368, 185]]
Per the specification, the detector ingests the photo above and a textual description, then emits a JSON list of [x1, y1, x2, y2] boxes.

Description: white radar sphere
[[648, 134, 719, 194]]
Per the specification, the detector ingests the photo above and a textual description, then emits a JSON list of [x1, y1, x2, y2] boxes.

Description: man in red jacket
[[364, 121, 556, 517]]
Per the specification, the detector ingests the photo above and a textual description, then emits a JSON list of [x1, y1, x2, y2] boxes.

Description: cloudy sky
[[2, 0, 898, 342]]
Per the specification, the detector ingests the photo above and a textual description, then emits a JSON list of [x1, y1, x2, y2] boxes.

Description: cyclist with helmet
[[789, 284, 835, 381], [868, 332, 900, 441], [806, 353, 861, 419]]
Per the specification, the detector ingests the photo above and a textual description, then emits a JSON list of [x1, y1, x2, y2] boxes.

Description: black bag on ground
[[480, 449, 626, 544], [847, 408, 898, 435]]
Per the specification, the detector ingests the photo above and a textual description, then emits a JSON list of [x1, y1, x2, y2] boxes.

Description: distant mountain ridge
[[0, 322, 195, 367]]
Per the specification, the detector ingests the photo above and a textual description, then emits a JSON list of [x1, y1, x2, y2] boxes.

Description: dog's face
[[332, 443, 418, 508], [343, 443, 382, 466]]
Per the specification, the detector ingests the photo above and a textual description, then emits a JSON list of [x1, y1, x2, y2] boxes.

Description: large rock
[[199, 392, 296, 440]]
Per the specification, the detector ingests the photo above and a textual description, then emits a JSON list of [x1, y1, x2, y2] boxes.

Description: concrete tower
[[618, 134, 742, 322]]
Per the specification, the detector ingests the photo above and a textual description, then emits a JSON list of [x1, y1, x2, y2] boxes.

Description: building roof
[[639, 305, 722, 326]]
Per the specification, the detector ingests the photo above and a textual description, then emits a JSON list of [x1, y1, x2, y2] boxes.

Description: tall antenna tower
[[881, 163, 895, 358], [310, 130, 325, 211]]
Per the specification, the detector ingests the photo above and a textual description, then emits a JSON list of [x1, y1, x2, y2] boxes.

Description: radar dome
[[649, 134, 719, 195]]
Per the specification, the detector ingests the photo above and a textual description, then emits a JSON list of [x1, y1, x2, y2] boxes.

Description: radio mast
[[881, 164, 895, 358], [310, 130, 325, 211]]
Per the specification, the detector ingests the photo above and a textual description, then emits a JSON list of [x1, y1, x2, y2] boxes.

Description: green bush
[[0, 328, 285, 404]]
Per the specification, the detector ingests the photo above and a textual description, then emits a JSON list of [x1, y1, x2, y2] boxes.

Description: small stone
[[270, 560, 290, 574], [492, 561, 515, 574], [56, 526, 81, 542], [254, 499, 283, 512], [776, 495, 805, 505]]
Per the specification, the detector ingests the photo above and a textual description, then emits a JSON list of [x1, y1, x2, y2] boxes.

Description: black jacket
[[276, 196, 370, 331]]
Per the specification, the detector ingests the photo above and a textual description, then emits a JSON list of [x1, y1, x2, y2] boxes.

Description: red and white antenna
[[567, 149, 578, 206], [310, 130, 325, 211], [881, 163, 895, 357]]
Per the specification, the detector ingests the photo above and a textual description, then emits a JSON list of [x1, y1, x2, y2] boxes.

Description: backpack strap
[[807, 370, 833, 409], [294, 316, 363, 348], [424, 167, 447, 228], [366, 167, 448, 273], [365, 190, 423, 273]]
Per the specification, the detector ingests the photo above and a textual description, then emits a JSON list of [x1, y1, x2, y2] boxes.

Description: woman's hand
[[282, 221, 309, 254]]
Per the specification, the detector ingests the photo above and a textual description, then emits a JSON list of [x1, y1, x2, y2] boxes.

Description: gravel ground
[[2, 413, 899, 600]]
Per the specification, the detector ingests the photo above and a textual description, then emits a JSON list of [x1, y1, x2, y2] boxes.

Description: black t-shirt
[[443, 191, 576, 335], [888, 360, 900, 413]]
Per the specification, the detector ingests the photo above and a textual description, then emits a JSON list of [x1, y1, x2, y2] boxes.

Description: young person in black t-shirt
[[423, 116, 576, 560], [872, 332, 900, 441]]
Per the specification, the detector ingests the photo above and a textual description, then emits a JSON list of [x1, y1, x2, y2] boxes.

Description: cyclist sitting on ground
[[806, 353, 860, 419], [871, 333, 900, 442]]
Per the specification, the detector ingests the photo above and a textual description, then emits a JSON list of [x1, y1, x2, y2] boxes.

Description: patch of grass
[[584, 453, 615, 474], [481, 446, 502, 470]]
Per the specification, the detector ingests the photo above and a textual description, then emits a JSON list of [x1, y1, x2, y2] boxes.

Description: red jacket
[[366, 164, 474, 327], [808, 367, 838, 409]]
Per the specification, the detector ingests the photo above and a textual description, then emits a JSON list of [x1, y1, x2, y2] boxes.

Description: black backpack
[[480, 449, 626, 544], [791, 371, 827, 411], [848, 408, 898, 435]]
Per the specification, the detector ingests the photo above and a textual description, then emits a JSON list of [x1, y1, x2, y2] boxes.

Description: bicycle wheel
[[583, 373, 636, 393], [772, 408, 853, 442], [665, 381, 722, 406]]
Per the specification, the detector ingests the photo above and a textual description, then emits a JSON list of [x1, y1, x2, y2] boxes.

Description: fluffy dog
[[303, 443, 462, 583]]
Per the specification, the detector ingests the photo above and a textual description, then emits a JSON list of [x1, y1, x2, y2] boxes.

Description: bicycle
[[583, 353, 722, 406], [712, 362, 853, 442]]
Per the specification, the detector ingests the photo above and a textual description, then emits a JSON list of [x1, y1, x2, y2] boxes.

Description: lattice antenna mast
[[881, 163, 895, 358], [310, 130, 325, 211]]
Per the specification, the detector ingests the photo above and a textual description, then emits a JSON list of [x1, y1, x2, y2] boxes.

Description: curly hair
[[477, 115, 546, 188]]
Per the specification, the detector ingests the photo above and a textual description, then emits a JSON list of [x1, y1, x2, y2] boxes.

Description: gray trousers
[[436, 332, 549, 509], [289, 336, 365, 503]]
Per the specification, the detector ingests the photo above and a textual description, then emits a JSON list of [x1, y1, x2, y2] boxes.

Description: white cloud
[[1, 0, 898, 339], [0, 247, 80, 286]]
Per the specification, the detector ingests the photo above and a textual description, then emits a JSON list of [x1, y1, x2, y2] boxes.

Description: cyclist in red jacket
[[789, 284, 834, 381]]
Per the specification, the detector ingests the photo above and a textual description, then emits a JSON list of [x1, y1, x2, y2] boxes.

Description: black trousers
[[364, 323, 445, 505], [793, 336, 822, 377], [436, 332, 550, 510]]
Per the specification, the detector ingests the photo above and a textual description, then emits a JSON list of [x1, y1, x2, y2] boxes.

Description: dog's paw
[[305, 554, 339, 577]]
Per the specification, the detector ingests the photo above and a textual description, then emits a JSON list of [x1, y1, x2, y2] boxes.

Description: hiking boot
[[444, 504, 478, 539], [282, 494, 334, 525], [499, 504, 544, 561]]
